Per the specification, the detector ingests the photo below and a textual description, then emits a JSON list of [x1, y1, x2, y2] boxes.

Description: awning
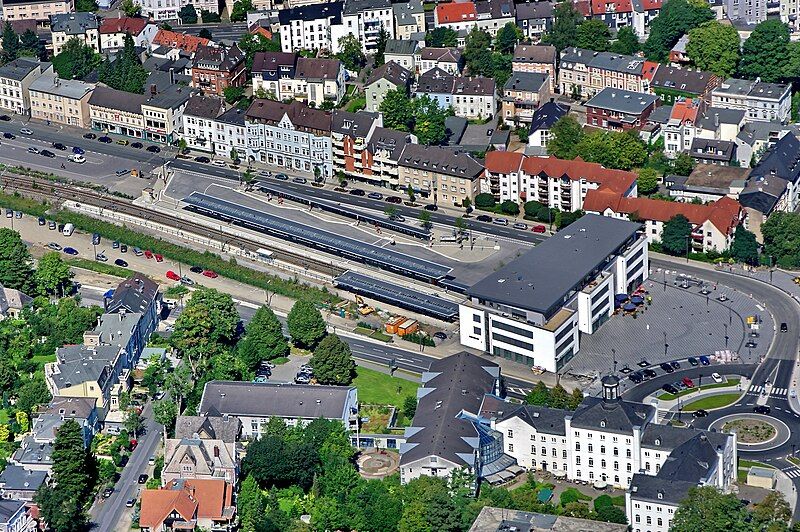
[[485, 473, 504, 485], [553, 469, 567, 478], [631, 295, 644, 305], [615, 294, 629, 302], [506, 465, 525, 475], [593, 480, 608, 490], [623, 303, 637, 311], [537, 488, 553, 502], [496, 470, 514, 481]]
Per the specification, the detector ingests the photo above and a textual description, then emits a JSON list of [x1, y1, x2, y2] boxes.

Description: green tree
[[375, 25, 390, 66], [201, 9, 221, 22], [673, 152, 695, 176], [311, 333, 355, 385], [1, 23, 19, 62], [19, 29, 45, 60], [610, 26, 640, 55], [500, 200, 519, 215], [15, 411, 28, 433], [637, 167, 660, 195], [178, 3, 198, 24], [36, 252, 73, 297], [495, 22, 523, 54], [337, 34, 366, 72], [730, 225, 759, 265], [142, 355, 169, 396], [98, 33, 148, 93], [171, 288, 240, 372], [379, 88, 414, 131], [751, 491, 791, 530], [419, 210, 432, 230], [575, 130, 647, 170], [0, 229, 34, 294], [413, 95, 450, 145], [230, 0, 253, 22], [237, 306, 289, 370], [238, 475, 266, 532], [547, 115, 583, 159], [671, 486, 749, 532], [407, 184, 416, 203], [661, 214, 692, 255], [75, 0, 98, 11], [153, 399, 177, 434], [426, 27, 458, 47], [36, 484, 86, 532], [403, 396, 417, 418], [762, 212, 800, 267], [544, 0, 583, 53], [577, 19, 611, 51], [239, 33, 281, 71], [475, 193, 496, 209], [568, 388, 584, 410], [526, 381, 551, 406], [0, 424, 9, 442], [643, 0, 714, 61], [686, 21, 740, 77], [549, 384, 569, 408], [349, 479, 403, 532], [165, 363, 193, 412], [120, 0, 141, 16], [286, 300, 326, 349], [124, 409, 144, 437], [739, 19, 790, 82]]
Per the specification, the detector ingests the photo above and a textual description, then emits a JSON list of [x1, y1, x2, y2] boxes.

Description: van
[[62, 223, 74, 236], [532, 225, 546, 233], [440, 235, 458, 243]]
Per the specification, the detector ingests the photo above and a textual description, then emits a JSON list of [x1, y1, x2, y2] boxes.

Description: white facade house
[[252, 53, 346, 107], [415, 68, 497, 120], [279, 2, 344, 53], [0, 59, 51, 116], [459, 215, 647, 372], [337, 0, 395, 54], [711, 78, 791, 124]]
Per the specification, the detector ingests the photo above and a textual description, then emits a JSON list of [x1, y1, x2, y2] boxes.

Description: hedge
[[66, 258, 135, 279]]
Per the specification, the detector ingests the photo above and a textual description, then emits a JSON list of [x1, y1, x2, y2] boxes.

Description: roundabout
[[710, 414, 790, 452]]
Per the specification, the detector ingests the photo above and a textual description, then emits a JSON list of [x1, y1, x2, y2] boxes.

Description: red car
[[144, 250, 153, 259], [166, 270, 180, 281], [682, 376, 695, 388], [154, 253, 164, 262], [532, 225, 546, 233], [202, 270, 218, 278]]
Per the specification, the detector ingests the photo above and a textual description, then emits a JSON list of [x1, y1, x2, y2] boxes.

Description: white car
[[211, 160, 227, 167], [711, 372, 723, 383], [68, 154, 85, 164], [19, 128, 33, 135]]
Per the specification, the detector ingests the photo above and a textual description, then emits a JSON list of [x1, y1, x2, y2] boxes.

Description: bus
[[256, 248, 274, 260]]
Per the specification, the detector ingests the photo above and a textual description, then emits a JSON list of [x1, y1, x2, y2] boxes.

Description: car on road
[[699, 355, 710, 366], [203, 270, 218, 278], [368, 192, 383, 200], [166, 270, 181, 281], [47, 242, 61, 251], [131, 142, 143, 149], [126, 498, 135, 508], [27, 147, 38, 154], [83, 133, 96, 139], [117, 139, 129, 146], [486, 128, 494, 136], [424, 204, 438, 211], [754, 405, 771, 414], [642, 368, 657, 379], [72, 146, 84, 154], [476, 215, 493, 222], [148, 455, 156, 465], [38, 217, 45, 226], [180, 276, 194, 285], [711, 372, 723, 383], [98, 136, 112, 143], [493, 218, 509, 226], [19, 128, 33, 135], [659, 362, 674, 373], [138, 474, 148, 484], [2, 132, 14, 139], [0, 115, 10, 121], [40, 149, 55, 158], [628, 371, 643, 383], [211, 159, 227, 167], [102, 487, 113, 499], [781, 322, 788, 332], [433, 331, 447, 341], [112, 241, 119, 249], [154, 253, 163, 262], [120, 244, 127, 253], [92, 233, 101, 245], [662, 384, 679, 394], [52, 142, 66, 150], [144, 250, 153, 259], [114, 259, 128, 267], [48, 221, 56, 230], [513, 222, 528, 230], [670, 361, 681, 370], [146, 145, 160, 153], [687, 357, 699, 366], [194, 156, 211, 163], [96, 253, 108, 262], [190, 266, 203, 273], [681, 376, 694, 388], [386, 196, 402, 204], [274, 173, 288, 180], [68, 154, 85, 163], [292, 177, 307, 184], [532, 225, 547, 233], [132, 247, 143, 256], [693, 409, 708, 418], [115, 169, 129, 176], [349, 189, 366, 196]]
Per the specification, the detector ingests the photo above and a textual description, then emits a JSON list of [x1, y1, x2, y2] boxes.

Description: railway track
[[0, 173, 346, 278]]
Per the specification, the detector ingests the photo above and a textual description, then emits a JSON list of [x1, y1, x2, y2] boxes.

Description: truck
[[355, 295, 375, 316], [62, 223, 74, 236]]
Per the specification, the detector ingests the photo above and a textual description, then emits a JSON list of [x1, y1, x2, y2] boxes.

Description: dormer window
[[600, 420, 606, 428], [658, 491, 663, 500], [655, 438, 661, 446]]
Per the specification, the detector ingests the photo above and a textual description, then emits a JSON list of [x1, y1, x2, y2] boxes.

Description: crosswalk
[[747, 385, 789, 398], [507, 386, 532, 397], [784, 468, 800, 479]]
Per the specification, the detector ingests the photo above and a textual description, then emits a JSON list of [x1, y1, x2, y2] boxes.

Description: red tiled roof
[[436, 2, 477, 23], [153, 29, 210, 54], [140, 479, 234, 530], [573, 0, 591, 16], [588, 0, 660, 13], [139, 488, 197, 530], [167, 479, 233, 519], [99, 17, 147, 35], [583, 190, 742, 234], [670, 98, 699, 124], [485, 151, 524, 174], [643, 61, 659, 83]]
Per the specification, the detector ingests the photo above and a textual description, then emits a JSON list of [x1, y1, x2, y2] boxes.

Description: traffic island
[[711, 414, 790, 452], [723, 418, 776, 444]]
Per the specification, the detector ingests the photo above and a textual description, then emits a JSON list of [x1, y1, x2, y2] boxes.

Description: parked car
[[349, 189, 366, 196], [13, 211, 20, 219], [116, 139, 129, 146], [368, 192, 383, 200], [52, 142, 66, 150], [131, 142, 143, 149], [146, 145, 160, 153], [659, 362, 674, 374], [166, 270, 181, 281], [493, 218, 509, 226], [40, 149, 55, 158], [180, 276, 195, 285], [670, 361, 681, 370], [154, 253, 163, 262], [385, 196, 402, 204], [687, 357, 699, 366], [424, 204, 438, 211], [138, 474, 148, 484], [19, 128, 33, 135], [202, 270, 218, 278], [628, 371, 643, 384], [112, 240, 120, 249], [211, 159, 227, 167], [48, 220, 56, 230], [102, 487, 113, 499], [643, 369, 658, 379], [699, 355, 710, 366], [68, 154, 86, 163], [114, 259, 128, 267], [63, 247, 78, 255], [3, 132, 14, 139], [754, 405, 771, 414], [98, 136, 112, 143], [72, 146, 84, 154], [92, 233, 101, 245], [95, 253, 108, 262], [513, 222, 528, 230], [681, 376, 694, 388], [662, 384, 679, 394], [132, 247, 143, 256], [433, 331, 447, 341], [38, 217, 46, 226], [711, 372, 723, 383], [274, 172, 288, 180], [47, 242, 62, 251], [120, 244, 128, 253], [27, 147, 38, 154], [292, 177, 307, 184], [0, 115, 10, 121], [144, 250, 153, 259], [115, 169, 129, 176], [781, 322, 788, 332], [83, 133, 96, 139], [194, 156, 211, 163], [476, 215, 493, 222], [126, 498, 135, 508]]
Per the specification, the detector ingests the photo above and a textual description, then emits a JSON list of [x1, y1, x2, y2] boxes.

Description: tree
[[413, 95, 450, 145], [36, 252, 73, 297], [375, 25, 390, 66], [237, 306, 289, 370], [419, 210, 432, 230], [426, 27, 458, 48], [337, 34, 366, 72], [637, 168, 660, 195], [568, 388, 584, 410], [201, 9, 221, 22], [75, 0, 98, 11], [544, 0, 583, 53], [739, 19, 790, 82], [577, 20, 611, 51], [171, 288, 240, 372], [379, 88, 414, 131], [153, 399, 177, 434], [15, 379, 50, 416], [230, 0, 253, 22], [178, 3, 198, 24], [526, 381, 551, 406], [15, 411, 28, 433], [286, 300, 326, 349], [752, 491, 791, 529], [661, 214, 692, 255], [547, 115, 583, 159], [673, 152, 695, 176], [762, 212, 800, 267], [610, 26, 640, 55], [730, 225, 759, 265], [671, 486, 749, 532], [19, 29, 45, 60], [238, 475, 266, 532], [98, 34, 148, 93], [0, 229, 33, 294], [500, 200, 519, 215], [643, 0, 714, 62], [165, 363, 193, 412], [1, 23, 19, 63], [199, 28, 212, 40], [575, 130, 648, 170], [120, 0, 141, 16], [310, 334, 355, 385], [0, 424, 9, 442], [475, 193, 496, 209], [407, 183, 416, 203], [124, 409, 144, 437], [223, 86, 245, 104], [239, 33, 281, 71], [495, 22, 523, 54], [549, 384, 570, 408], [686, 21, 740, 77], [403, 396, 417, 418]]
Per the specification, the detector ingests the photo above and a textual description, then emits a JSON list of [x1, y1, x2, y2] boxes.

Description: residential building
[[585, 88, 659, 131], [501, 72, 549, 125], [584, 190, 742, 252], [106, 274, 160, 345], [181, 95, 227, 153], [662, 98, 700, 157], [213, 107, 248, 161], [434, 2, 478, 32], [725, 0, 766, 24], [245, 99, 334, 179], [44, 344, 122, 411], [338, 0, 395, 54], [526, 100, 570, 155], [0, 59, 51, 116], [393, 0, 425, 39], [651, 65, 721, 106], [690, 138, 739, 166], [174, 415, 240, 442], [278, 2, 344, 54], [49, 13, 99, 56], [0, 465, 47, 501], [141, 84, 191, 143], [415, 68, 497, 120], [415, 47, 462, 75], [486, 152, 637, 209], [163, 434, 238, 485], [88, 86, 146, 138], [384, 38, 420, 71], [191, 44, 246, 97], [139, 479, 235, 532], [711, 78, 791, 123], [137, 0, 218, 21], [0, 285, 32, 320], [0, 499, 34, 532], [460, 214, 647, 371], [1, 0, 73, 23], [667, 164, 750, 202], [198, 381, 359, 438], [695, 107, 747, 143], [558, 48, 649, 99], [39, 396, 100, 446], [99, 17, 157, 51], [580, 0, 662, 35], [252, 53, 346, 106], [365, 61, 411, 112], [735, 121, 790, 169], [475, 0, 516, 36], [668, 35, 691, 66], [515, 1, 555, 41], [10, 435, 52, 472], [397, 143, 485, 205], [151, 30, 210, 55], [470, 506, 627, 532], [29, 76, 94, 128], [511, 44, 557, 93]]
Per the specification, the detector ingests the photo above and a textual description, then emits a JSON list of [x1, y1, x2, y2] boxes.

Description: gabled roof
[[174, 415, 240, 442], [669, 98, 699, 124], [99, 16, 148, 35], [331, 109, 380, 137], [50, 12, 99, 34], [277, 2, 343, 25], [436, 1, 478, 23], [251, 51, 297, 72], [741, 133, 800, 213], [697, 107, 746, 130], [560, 47, 645, 76], [0, 464, 47, 492], [245, 99, 332, 132], [419, 47, 462, 63], [343, 0, 391, 14], [194, 44, 244, 71], [515, 0, 555, 20], [107, 274, 159, 314], [629, 473, 697, 505], [184, 95, 225, 119], [141, 479, 234, 528], [504, 72, 548, 93], [365, 61, 412, 88], [398, 144, 485, 180], [585, 87, 658, 114], [530, 101, 570, 132], [367, 127, 414, 160], [41, 396, 96, 420], [152, 30, 210, 54], [295, 57, 341, 81], [139, 487, 198, 528], [0, 58, 44, 82], [570, 396, 653, 435], [497, 404, 568, 435], [512, 44, 556, 64], [0, 499, 25, 523], [416, 68, 495, 97], [393, 0, 424, 25], [652, 66, 718, 96], [385, 38, 419, 55], [163, 438, 236, 476]]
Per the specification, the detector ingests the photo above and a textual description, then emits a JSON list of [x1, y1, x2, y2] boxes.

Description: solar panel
[[335, 271, 459, 321], [183, 193, 451, 280]]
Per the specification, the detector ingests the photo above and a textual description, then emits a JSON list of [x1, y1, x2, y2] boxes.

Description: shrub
[[594, 494, 613, 510], [475, 193, 496, 209], [500, 200, 520, 215]]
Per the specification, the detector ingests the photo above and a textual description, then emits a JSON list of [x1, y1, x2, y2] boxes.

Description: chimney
[[150, 84, 157, 95], [169, 67, 174, 85]]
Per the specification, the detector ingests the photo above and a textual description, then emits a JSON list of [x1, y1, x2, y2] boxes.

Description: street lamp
[[612, 348, 617, 374], [723, 323, 729, 348], [663, 331, 668, 357]]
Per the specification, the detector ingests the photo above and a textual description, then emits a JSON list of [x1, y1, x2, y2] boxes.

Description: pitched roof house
[[139, 479, 235, 532]]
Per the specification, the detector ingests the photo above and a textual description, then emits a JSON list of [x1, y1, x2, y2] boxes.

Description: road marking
[[746, 403, 754, 406]]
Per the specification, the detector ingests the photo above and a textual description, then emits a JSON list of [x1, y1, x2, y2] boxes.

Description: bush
[[403, 332, 435, 347], [475, 193, 496, 209], [499, 200, 520, 215], [524, 200, 545, 218], [560, 489, 580, 506], [594, 494, 613, 510]]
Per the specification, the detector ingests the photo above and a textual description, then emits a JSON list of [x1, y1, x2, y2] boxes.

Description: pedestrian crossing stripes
[[785, 468, 800, 479], [747, 385, 788, 397], [507, 386, 532, 397]]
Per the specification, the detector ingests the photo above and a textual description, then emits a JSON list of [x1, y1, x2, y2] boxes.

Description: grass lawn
[[682, 393, 740, 411], [272, 357, 290, 365], [31, 354, 56, 368], [353, 326, 392, 342], [67, 258, 132, 278], [353, 367, 418, 408], [739, 459, 777, 470], [658, 378, 741, 401]]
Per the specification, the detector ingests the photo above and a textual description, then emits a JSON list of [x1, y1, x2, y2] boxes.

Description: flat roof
[[335, 271, 459, 320], [183, 193, 451, 281], [467, 214, 642, 317]]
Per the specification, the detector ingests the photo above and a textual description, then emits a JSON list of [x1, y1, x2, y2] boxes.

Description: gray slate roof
[[51, 344, 118, 389], [499, 404, 568, 435], [398, 143, 485, 180], [107, 274, 158, 315], [365, 61, 412, 88], [512, 44, 556, 64], [367, 127, 414, 160], [516, 0, 555, 21], [393, 0, 423, 25], [50, 12, 99, 34], [385, 38, 419, 55], [569, 396, 653, 435], [184, 95, 225, 119], [0, 499, 25, 523], [715, 77, 790, 100], [217, 106, 246, 126], [652, 66, 717, 95], [0, 58, 44, 81], [41, 396, 96, 420], [629, 473, 697, 505], [331, 110, 380, 137], [697, 107, 746, 130], [343, 0, 391, 14], [647, 104, 672, 125], [741, 132, 800, 213], [278, 1, 343, 24], [560, 47, 645, 75], [88, 85, 147, 115], [29, 75, 94, 100], [174, 415, 240, 442], [641, 424, 729, 451], [657, 432, 724, 483], [585, 88, 658, 115], [529, 101, 569, 133], [504, 71, 548, 93], [0, 464, 47, 492]]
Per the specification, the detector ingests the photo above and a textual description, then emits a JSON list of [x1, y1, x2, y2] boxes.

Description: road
[[89, 401, 163, 531]]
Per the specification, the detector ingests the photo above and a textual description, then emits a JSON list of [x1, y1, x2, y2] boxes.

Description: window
[[588, 444, 593, 453], [508, 444, 514, 452], [507, 430, 514, 438], [531, 445, 536, 454], [575, 443, 581, 451], [601, 446, 606, 454], [613, 448, 619, 456], [601, 459, 606, 468]]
